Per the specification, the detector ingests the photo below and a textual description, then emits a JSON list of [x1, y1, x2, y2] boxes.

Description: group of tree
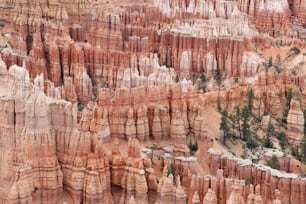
[[217, 81, 306, 166], [219, 88, 289, 151], [219, 89, 259, 148]]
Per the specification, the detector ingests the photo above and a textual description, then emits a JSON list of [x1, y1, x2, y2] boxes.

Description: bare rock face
[[0, 63, 115, 203], [287, 99, 304, 147], [1, 1, 306, 204], [242, 0, 292, 37], [272, 189, 282, 204], [0, 65, 63, 203], [170, 110, 187, 147], [226, 182, 244, 204], [207, 149, 306, 204], [203, 189, 217, 204], [192, 191, 200, 204], [291, 0, 306, 24]]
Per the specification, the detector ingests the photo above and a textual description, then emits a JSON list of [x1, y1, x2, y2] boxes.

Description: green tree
[[78, 102, 84, 112], [286, 88, 293, 110], [199, 74, 207, 92], [89, 73, 98, 101], [200, 73, 206, 83], [246, 137, 259, 149], [217, 98, 222, 113], [276, 131, 287, 151], [266, 155, 280, 170], [263, 122, 274, 148], [149, 144, 158, 164], [175, 74, 180, 83], [228, 106, 241, 139], [215, 68, 222, 88], [233, 106, 241, 138], [247, 89, 254, 112], [281, 110, 288, 126], [290, 46, 301, 55], [188, 139, 198, 155], [268, 57, 273, 67], [241, 107, 250, 141], [220, 109, 230, 145]]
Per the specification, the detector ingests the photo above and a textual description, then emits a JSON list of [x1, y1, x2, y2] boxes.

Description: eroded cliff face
[[0, 0, 306, 100], [0, 0, 306, 204]]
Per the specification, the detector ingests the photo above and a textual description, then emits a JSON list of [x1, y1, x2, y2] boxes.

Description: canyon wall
[[0, 0, 306, 204]]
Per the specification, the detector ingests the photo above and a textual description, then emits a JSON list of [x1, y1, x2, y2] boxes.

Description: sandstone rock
[[287, 99, 304, 147], [272, 189, 282, 204], [125, 108, 137, 139], [192, 191, 200, 204], [203, 189, 217, 204], [226, 182, 244, 204], [170, 110, 186, 147], [1, 1, 306, 204], [128, 195, 137, 204]]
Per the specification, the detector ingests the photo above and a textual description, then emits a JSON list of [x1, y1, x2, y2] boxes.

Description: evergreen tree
[[263, 122, 274, 148], [234, 106, 241, 139], [247, 89, 254, 112], [241, 107, 250, 141], [301, 136, 306, 163], [217, 98, 222, 113], [286, 88, 293, 109], [199, 74, 207, 92], [175, 74, 180, 83], [276, 131, 287, 151], [266, 155, 280, 170], [220, 109, 230, 145], [228, 106, 241, 139], [200, 73, 206, 83], [246, 137, 259, 149], [188, 139, 198, 155], [215, 68, 222, 88]]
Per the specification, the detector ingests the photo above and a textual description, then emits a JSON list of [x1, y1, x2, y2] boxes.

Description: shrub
[[188, 140, 198, 155], [276, 131, 287, 150], [245, 176, 254, 185], [175, 74, 179, 83], [290, 46, 301, 55], [266, 155, 280, 170], [246, 137, 258, 149], [78, 102, 84, 111]]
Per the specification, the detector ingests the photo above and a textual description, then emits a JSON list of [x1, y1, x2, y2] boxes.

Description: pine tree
[[263, 122, 274, 148], [301, 136, 306, 163], [286, 88, 293, 109], [241, 107, 250, 141], [199, 74, 207, 92], [247, 89, 254, 112], [233, 106, 241, 139], [276, 131, 287, 151], [175, 74, 180, 83], [220, 109, 230, 145], [215, 68, 222, 89]]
